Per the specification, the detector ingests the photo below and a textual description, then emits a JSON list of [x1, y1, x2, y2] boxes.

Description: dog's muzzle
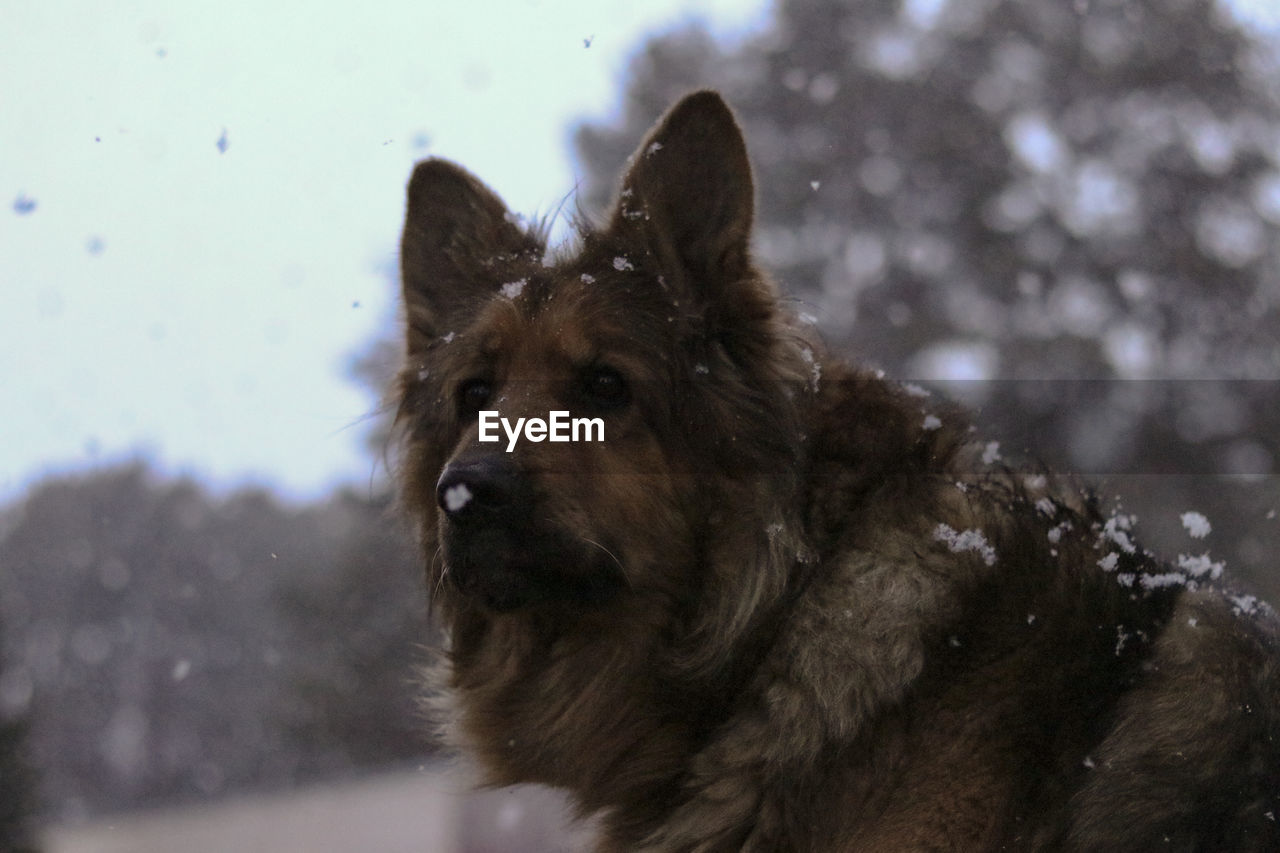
[[434, 455, 625, 611]]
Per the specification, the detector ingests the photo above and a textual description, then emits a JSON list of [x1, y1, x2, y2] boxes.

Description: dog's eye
[[581, 365, 629, 411], [457, 378, 492, 416]]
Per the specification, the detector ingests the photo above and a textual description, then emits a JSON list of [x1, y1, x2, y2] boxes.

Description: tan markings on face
[[464, 289, 695, 594]]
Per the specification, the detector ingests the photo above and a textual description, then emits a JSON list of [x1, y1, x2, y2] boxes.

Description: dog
[[393, 91, 1280, 851]]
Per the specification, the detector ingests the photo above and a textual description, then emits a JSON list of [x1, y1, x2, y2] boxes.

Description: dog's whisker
[[429, 546, 449, 599], [580, 536, 630, 587]]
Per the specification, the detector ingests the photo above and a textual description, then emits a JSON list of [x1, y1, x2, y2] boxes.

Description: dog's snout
[[436, 457, 520, 521]]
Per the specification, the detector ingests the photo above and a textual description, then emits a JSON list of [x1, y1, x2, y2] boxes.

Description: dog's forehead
[[473, 273, 621, 365], [458, 239, 680, 376]]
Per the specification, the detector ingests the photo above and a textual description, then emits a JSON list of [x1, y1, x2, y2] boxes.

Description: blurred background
[[3, 0, 1279, 850]]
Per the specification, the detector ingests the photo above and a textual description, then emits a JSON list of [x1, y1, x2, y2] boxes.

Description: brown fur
[[395, 91, 1280, 851]]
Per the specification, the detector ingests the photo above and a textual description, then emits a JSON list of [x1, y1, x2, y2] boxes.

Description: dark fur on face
[[395, 92, 1280, 851]]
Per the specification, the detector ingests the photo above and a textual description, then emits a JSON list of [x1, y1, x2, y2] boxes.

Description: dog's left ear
[[612, 91, 756, 301]]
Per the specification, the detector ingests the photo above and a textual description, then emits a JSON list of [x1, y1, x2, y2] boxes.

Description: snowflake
[[1102, 514, 1138, 554], [1180, 511, 1212, 539], [443, 484, 473, 513], [1139, 572, 1187, 591], [933, 523, 997, 566], [1230, 594, 1259, 616], [1176, 553, 1224, 580]]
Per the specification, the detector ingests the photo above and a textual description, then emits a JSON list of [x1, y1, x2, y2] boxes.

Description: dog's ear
[[611, 91, 756, 300], [401, 159, 542, 344]]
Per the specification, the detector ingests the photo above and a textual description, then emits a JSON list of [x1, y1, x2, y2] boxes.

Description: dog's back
[[627, 356, 1280, 851], [746, 362, 1280, 850]]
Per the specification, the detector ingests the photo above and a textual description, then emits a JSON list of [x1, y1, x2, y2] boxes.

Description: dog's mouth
[[440, 522, 626, 611]]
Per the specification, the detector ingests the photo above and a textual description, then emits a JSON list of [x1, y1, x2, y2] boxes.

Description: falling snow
[[501, 278, 527, 299]]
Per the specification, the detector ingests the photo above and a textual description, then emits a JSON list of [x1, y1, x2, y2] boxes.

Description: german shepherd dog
[[394, 92, 1280, 851]]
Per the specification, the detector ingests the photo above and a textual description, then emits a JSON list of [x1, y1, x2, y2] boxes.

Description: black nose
[[436, 456, 520, 522]]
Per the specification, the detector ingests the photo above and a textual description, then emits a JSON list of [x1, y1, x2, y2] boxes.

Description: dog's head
[[395, 92, 807, 636]]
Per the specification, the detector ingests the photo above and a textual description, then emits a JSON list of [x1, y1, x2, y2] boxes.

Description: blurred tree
[[579, 0, 1280, 382], [0, 463, 431, 821], [276, 489, 432, 779], [0, 615, 40, 852], [574, 0, 1280, 596]]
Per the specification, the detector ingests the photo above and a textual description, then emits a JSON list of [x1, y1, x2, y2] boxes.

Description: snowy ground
[[43, 767, 593, 853]]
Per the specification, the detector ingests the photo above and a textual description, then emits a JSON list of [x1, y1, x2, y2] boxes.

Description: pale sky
[[2, 0, 1275, 505], [0, 0, 770, 502]]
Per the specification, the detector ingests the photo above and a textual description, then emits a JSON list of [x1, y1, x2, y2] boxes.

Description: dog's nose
[[436, 457, 519, 522]]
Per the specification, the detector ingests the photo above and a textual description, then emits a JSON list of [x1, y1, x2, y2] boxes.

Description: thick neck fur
[[438, 471, 809, 834]]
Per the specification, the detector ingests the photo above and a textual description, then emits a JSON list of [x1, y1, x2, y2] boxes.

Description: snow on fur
[[933, 523, 997, 566]]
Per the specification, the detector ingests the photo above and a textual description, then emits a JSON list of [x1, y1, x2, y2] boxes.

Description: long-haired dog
[[394, 91, 1280, 851]]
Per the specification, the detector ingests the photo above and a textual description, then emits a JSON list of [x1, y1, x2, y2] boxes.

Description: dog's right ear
[[400, 159, 542, 346]]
